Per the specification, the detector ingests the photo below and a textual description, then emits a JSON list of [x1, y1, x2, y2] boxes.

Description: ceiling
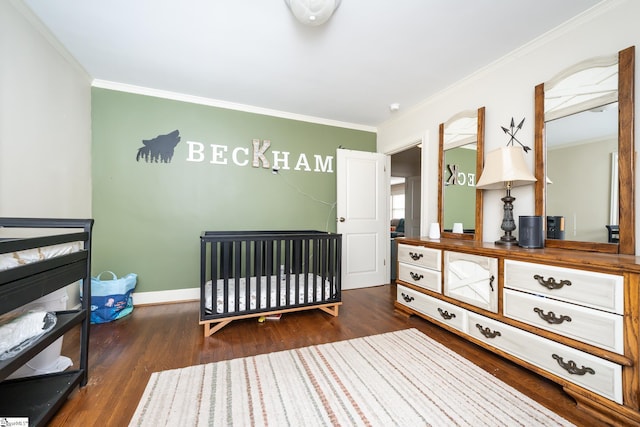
[[22, 0, 603, 129]]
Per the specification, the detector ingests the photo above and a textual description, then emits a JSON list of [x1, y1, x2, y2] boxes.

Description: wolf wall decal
[[136, 130, 181, 163]]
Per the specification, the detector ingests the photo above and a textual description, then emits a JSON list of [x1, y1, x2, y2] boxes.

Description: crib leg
[[319, 304, 340, 317], [204, 319, 232, 337]]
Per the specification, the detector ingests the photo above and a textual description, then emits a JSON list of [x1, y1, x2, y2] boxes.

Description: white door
[[336, 149, 389, 290]]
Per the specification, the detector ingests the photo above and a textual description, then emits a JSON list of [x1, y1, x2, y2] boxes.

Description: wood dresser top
[[397, 237, 640, 275]]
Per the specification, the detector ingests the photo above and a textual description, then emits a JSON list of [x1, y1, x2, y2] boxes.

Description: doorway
[[390, 144, 422, 281]]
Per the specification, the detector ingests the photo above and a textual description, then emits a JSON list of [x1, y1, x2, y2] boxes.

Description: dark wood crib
[[199, 230, 342, 336]]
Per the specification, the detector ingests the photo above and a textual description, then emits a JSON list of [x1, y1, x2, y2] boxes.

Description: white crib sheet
[[205, 274, 335, 314]]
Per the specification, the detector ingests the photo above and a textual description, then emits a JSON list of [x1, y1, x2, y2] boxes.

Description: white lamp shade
[[285, 0, 341, 26], [476, 146, 537, 190]]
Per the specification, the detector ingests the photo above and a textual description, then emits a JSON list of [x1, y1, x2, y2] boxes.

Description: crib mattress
[[0, 242, 82, 272], [205, 274, 336, 314]]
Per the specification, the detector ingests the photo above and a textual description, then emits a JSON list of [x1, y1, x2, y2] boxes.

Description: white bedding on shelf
[[0, 242, 80, 360], [0, 242, 82, 272], [205, 274, 335, 314], [0, 311, 57, 360]]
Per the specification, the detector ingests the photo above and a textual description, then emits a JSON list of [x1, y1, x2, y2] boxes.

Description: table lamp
[[476, 146, 537, 246]]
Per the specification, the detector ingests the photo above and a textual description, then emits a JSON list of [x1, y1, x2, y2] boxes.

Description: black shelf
[[0, 310, 86, 381], [0, 255, 88, 314], [0, 370, 84, 427], [0, 218, 93, 427]]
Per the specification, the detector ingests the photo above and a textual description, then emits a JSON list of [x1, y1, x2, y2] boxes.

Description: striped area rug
[[129, 328, 573, 426]]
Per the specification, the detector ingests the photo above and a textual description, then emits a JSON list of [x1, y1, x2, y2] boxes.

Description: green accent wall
[[443, 147, 476, 231], [91, 88, 376, 293]]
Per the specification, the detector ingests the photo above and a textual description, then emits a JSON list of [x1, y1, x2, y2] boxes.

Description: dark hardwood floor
[[49, 284, 606, 426]]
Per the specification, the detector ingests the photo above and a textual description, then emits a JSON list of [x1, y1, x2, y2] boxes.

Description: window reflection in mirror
[[545, 102, 618, 243]]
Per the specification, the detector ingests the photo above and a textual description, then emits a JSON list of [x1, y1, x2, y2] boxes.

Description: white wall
[[377, 0, 640, 250], [0, 1, 92, 218]]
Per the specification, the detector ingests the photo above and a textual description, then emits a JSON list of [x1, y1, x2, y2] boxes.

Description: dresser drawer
[[504, 260, 623, 314], [467, 312, 622, 403], [444, 251, 498, 313], [398, 262, 441, 293], [397, 244, 441, 270], [397, 285, 466, 332], [503, 289, 624, 354]]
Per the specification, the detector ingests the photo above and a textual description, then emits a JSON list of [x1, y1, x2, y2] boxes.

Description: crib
[[200, 230, 342, 336]]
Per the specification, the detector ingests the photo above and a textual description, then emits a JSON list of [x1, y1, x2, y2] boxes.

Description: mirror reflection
[[438, 107, 484, 241], [543, 54, 618, 244], [443, 144, 477, 232], [535, 45, 634, 254], [545, 102, 618, 243]]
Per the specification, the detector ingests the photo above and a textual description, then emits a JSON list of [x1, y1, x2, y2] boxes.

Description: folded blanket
[[0, 311, 56, 360]]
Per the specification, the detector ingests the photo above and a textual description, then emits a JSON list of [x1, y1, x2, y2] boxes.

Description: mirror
[[438, 107, 485, 241], [534, 46, 635, 254]]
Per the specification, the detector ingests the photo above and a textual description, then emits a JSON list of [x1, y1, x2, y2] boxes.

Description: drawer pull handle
[[410, 272, 424, 281], [534, 307, 572, 324], [552, 354, 595, 376], [533, 274, 572, 290], [409, 252, 424, 261], [476, 323, 501, 339], [401, 293, 414, 303], [489, 275, 495, 292], [437, 308, 456, 320]]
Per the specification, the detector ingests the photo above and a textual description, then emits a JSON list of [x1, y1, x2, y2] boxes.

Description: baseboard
[[132, 287, 200, 306], [71, 287, 199, 310]]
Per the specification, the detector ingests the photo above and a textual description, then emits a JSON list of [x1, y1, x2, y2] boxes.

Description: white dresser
[[395, 238, 640, 426]]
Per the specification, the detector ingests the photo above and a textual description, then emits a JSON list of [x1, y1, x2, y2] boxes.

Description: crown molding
[[92, 79, 377, 133]]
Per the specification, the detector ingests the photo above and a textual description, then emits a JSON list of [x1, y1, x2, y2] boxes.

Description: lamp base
[[497, 188, 518, 247], [495, 236, 518, 246]]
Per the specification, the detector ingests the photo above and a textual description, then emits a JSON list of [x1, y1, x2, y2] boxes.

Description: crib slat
[[317, 237, 324, 301], [275, 238, 282, 309], [285, 237, 291, 306], [234, 241, 242, 313], [254, 239, 260, 310]]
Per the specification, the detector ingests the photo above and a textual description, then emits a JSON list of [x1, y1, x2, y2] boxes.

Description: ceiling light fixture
[[284, 0, 341, 26]]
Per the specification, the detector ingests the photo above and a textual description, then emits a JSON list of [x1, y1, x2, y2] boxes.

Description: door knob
[[338, 217, 346, 222]]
